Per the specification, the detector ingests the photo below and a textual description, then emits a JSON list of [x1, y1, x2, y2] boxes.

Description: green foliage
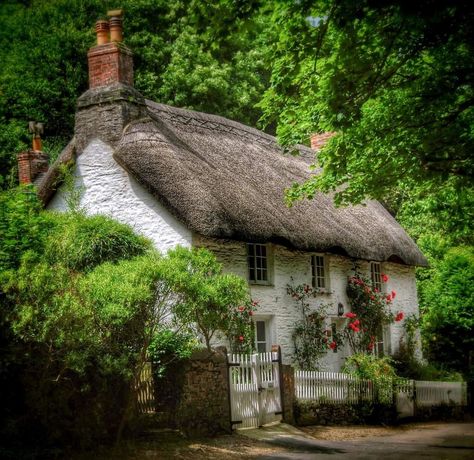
[[260, 0, 473, 211], [148, 328, 198, 379], [421, 246, 474, 377], [0, 187, 52, 270], [163, 246, 255, 351], [44, 213, 152, 272], [343, 353, 397, 405], [345, 272, 401, 354], [0, 0, 271, 186], [287, 283, 332, 370], [0, 206, 165, 448]]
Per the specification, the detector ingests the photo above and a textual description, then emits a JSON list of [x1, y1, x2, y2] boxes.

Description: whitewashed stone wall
[[195, 235, 421, 370], [47, 139, 192, 253]]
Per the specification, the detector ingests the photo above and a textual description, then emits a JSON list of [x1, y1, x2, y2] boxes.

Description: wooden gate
[[228, 348, 282, 429]]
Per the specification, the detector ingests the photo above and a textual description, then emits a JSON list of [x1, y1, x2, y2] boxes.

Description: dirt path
[[70, 421, 474, 460]]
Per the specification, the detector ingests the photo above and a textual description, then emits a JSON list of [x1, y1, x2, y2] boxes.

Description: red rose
[[395, 311, 404, 322], [238, 306, 244, 312], [345, 312, 357, 318], [368, 343, 374, 351], [329, 342, 337, 350], [249, 311, 254, 316], [239, 335, 244, 342], [353, 319, 360, 327], [386, 294, 392, 302], [391, 290, 396, 299], [370, 296, 375, 300], [382, 273, 389, 283]]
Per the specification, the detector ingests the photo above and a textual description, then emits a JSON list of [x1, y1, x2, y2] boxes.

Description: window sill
[[249, 281, 273, 287]]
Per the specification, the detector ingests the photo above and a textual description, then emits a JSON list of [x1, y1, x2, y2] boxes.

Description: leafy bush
[[44, 213, 152, 271], [345, 272, 402, 354], [0, 187, 53, 270], [343, 353, 397, 405], [163, 246, 255, 351], [148, 328, 198, 379], [288, 283, 332, 370], [421, 246, 474, 377]]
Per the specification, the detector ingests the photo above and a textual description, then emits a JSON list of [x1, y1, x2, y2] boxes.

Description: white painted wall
[[47, 139, 192, 253], [195, 235, 421, 370]]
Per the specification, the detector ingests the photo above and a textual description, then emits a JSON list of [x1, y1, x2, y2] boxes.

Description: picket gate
[[228, 349, 282, 429]]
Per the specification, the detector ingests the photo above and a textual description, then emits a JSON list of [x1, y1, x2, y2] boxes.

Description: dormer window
[[311, 254, 328, 290], [247, 243, 271, 284], [370, 262, 382, 291]]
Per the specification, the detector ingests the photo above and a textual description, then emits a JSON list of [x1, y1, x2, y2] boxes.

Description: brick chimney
[[18, 121, 49, 185], [310, 132, 336, 150], [87, 10, 133, 88]]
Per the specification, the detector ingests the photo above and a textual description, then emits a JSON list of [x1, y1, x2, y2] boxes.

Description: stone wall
[[295, 400, 397, 426], [154, 348, 231, 436]]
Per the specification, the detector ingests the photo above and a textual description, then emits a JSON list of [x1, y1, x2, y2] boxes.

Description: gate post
[[274, 345, 295, 425]]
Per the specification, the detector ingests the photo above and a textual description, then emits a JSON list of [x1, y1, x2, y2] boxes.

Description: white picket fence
[[416, 380, 467, 407], [295, 371, 374, 404], [295, 371, 467, 409]]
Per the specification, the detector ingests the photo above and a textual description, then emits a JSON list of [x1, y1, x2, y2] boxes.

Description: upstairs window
[[370, 262, 382, 292], [311, 255, 327, 289], [247, 243, 270, 284]]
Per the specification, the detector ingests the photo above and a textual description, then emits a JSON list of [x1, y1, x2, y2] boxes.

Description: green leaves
[[162, 246, 254, 351], [260, 0, 474, 209]]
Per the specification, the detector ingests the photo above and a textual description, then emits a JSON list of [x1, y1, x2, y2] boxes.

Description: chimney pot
[[95, 19, 110, 45], [108, 9, 123, 42]]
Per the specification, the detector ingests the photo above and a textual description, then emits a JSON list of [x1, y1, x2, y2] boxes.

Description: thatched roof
[[113, 101, 427, 266], [36, 139, 76, 205]]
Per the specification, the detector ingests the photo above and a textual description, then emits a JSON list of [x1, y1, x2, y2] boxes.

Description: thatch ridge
[[114, 103, 427, 267], [37, 139, 75, 205]]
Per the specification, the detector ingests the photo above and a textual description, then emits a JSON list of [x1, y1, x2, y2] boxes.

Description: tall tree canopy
[[260, 0, 473, 212], [0, 0, 270, 187]]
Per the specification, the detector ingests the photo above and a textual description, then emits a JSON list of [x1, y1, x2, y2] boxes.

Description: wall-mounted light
[[338, 302, 344, 316]]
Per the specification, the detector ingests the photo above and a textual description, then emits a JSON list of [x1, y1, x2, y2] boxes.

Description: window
[[370, 262, 382, 291], [255, 320, 268, 353], [247, 243, 270, 284], [373, 326, 391, 357], [331, 322, 338, 353], [254, 317, 274, 353], [311, 255, 327, 289]]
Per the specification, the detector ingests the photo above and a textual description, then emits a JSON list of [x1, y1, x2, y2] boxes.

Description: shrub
[[288, 283, 332, 370], [44, 213, 152, 271], [343, 353, 397, 405], [421, 246, 474, 377]]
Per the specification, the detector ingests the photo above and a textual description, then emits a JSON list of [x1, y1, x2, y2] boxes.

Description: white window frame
[[374, 325, 391, 357], [247, 243, 272, 285], [254, 316, 275, 353], [370, 261, 383, 292], [311, 254, 329, 291]]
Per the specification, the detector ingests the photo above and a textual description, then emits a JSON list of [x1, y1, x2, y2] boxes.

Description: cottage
[[20, 13, 427, 370]]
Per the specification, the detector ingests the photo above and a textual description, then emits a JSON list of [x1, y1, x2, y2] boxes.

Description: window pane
[[257, 342, 266, 353], [256, 321, 266, 341]]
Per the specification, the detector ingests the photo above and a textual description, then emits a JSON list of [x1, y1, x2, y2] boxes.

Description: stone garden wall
[[154, 348, 231, 436]]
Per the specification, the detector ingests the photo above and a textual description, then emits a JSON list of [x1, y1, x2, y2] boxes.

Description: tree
[[163, 246, 255, 352], [259, 0, 474, 210], [0, 0, 270, 187], [421, 247, 474, 377]]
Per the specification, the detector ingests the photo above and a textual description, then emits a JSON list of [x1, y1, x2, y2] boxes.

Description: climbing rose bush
[[226, 300, 258, 353], [288, 283, 333, 370], [342, 272, 403, 354]]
